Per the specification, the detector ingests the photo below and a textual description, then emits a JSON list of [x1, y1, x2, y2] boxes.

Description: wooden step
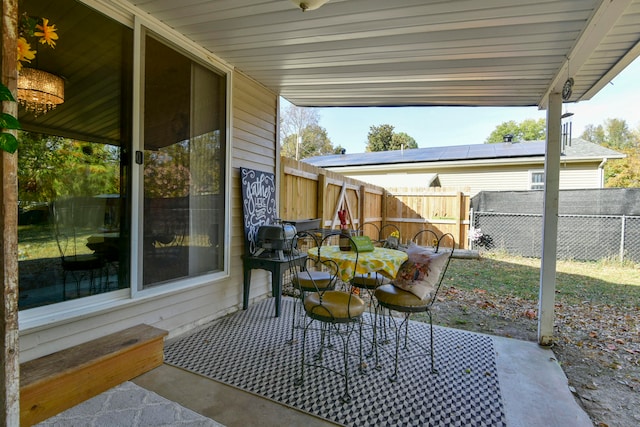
[[20, 324, 168, 426]]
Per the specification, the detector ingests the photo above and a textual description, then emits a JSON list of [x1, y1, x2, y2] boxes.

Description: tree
[[581, 124, 606, 145], [605, 147, 640, 188], [279, 104, 320, 143], [144, 144, 191, 198], [485, 118, 546, 143], [392, 132, 418, 150], [18, 132, 120, 203], [581, 118, 637, 150], [366, 124, 418, 152], [581, 119, 640, 187], [366, 124, 394, 152], [281, 125, 334, 159], [18, 132, 67, 203], [279, 104, 336, 159]]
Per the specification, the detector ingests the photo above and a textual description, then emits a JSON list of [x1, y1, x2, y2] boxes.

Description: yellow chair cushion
[[351, 273, 390, 289], [304, 291, 365, 320], [374, 283, 430, 309], [292, 270, 333, 291]]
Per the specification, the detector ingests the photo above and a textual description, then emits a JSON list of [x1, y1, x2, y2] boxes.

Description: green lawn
[[19, 224, 95, 260], [444, 252, 640, 308]]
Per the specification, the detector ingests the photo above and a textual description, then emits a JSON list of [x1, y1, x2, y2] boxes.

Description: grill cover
[[257, 224, 296, 252]]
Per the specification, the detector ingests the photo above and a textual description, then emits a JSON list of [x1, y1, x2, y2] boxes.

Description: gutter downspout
[[598, 157, 608, 188]]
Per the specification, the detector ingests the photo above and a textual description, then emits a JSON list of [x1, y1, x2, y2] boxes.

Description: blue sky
[[285, 56, 640, 155]]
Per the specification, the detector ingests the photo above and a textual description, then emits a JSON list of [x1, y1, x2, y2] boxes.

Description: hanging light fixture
[[17, 68, 65, 117], [290, 0, 330, 12]]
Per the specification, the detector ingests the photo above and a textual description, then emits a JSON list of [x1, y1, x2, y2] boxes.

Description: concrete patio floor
[[129, 332, 593, 427]]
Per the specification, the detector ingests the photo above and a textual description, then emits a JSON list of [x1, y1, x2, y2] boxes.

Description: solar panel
[[304, 141, 551, 167]]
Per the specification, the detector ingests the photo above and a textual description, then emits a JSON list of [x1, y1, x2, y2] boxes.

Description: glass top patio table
[[307, 246, 408, 283]]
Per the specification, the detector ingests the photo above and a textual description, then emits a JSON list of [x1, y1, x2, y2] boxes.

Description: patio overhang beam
[[581, 39, 640, 101], [538, 0, 634, 109]]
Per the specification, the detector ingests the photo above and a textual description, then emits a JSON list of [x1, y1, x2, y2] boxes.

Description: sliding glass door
[[141, 34, 226, 287]]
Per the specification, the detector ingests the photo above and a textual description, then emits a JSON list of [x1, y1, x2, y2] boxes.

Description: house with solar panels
[[303, 138, 625, 196]]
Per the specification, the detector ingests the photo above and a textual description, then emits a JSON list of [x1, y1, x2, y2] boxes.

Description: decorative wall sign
[[240, 167, 277, 255]]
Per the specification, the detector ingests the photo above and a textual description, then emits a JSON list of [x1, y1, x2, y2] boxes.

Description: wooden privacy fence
[[386, 187, 470, 249], [279, 157, 470, 249]]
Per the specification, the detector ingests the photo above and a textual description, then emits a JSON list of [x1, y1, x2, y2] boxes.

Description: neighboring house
[[304, 139, 625, 196]]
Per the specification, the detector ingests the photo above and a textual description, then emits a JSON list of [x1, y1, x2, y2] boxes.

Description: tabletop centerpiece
[[338, 209, 351, 251]]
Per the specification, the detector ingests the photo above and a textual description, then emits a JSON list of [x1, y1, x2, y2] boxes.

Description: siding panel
[[343, 161, 604, 196]]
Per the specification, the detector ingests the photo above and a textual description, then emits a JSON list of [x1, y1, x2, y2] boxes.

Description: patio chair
[[411, 228, 442, 248], [288, 230, 337, 343], [378, 224, 401, 249], [52, 197, 107, 300], [294, 232, 366, 403], [356, 222, 380, 242], [358, 222, 401, 249], [374, 230, 455, 381], [350, 269, 390, 365], [349, 228, 392, 358]]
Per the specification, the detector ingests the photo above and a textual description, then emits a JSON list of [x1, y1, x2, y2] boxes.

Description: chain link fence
[[471, 211, 640, 263]]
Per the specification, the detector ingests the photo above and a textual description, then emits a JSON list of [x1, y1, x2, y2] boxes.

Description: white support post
[[538, 92, 562, 346]]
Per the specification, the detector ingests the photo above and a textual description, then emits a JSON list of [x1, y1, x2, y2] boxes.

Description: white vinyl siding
[[557, 163, 604, 189], [436, 167, 533, 194], [229, 70, 279, 307], [351, 173, 437, 189], [337, 161, 606, 197]]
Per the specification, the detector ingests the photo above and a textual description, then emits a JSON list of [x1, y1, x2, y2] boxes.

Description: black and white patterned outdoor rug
[[165, 298, 506, 427]]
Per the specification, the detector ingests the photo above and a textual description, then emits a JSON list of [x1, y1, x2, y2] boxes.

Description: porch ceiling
[[127, 0, 640, 108]]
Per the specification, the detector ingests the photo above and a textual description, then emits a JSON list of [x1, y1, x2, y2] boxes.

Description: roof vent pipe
[[503, 134, 514, 143]]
